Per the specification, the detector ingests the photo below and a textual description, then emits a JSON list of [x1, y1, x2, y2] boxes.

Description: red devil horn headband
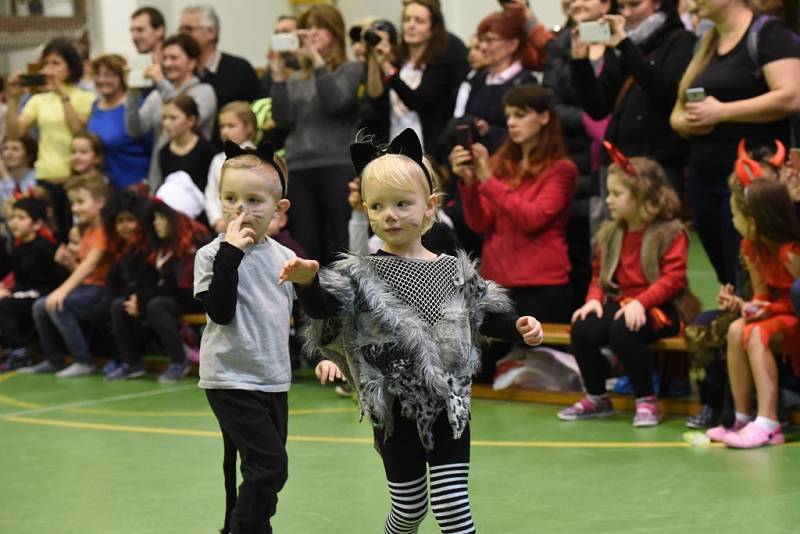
[[602, 140, 637, 177], [735, 139, 786, 188]]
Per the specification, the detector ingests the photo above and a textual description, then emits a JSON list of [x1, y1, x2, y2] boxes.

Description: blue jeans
[[33, 284, 105, 366]]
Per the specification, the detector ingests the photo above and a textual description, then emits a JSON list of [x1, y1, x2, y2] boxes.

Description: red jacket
[[458, 158, 577, 287]]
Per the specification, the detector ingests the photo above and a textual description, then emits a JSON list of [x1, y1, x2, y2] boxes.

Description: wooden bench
[[541, 323, 687, 352]]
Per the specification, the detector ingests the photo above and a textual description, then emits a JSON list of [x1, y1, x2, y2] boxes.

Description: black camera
[[363, 29, 381, 48]]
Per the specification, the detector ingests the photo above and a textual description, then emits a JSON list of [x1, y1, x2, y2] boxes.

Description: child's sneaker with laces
[[723, 421, 785, 449], [105, 363, 146, 381], [633, 399, 662, 427], [706, 419, 747, 442], [557, 397, 613, 421]]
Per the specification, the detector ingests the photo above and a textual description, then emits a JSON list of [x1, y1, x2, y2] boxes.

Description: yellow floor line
[[0, 371, 18, 383], [3, 415, 779, 448], [0, 393, 41, 409], [64, 406, 359, 417]]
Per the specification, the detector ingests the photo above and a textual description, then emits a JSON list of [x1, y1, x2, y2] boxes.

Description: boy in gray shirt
[[194, 141, 294, 534]]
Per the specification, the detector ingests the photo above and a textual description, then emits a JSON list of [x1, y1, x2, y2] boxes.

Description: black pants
[[570, 301, 680, 397], [689, 190, 740, 285], [0, 297, 36, 348], [287, 165, 352, 266], [110, 296, 187, 365], [206, 389, 289, 534], [374, 401, 475, 534]]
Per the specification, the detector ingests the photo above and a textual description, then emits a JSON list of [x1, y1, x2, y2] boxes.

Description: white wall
[[87, 0, 564, 69]]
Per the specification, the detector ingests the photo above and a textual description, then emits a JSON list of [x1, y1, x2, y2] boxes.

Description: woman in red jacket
[[450, 84, 578, 323]]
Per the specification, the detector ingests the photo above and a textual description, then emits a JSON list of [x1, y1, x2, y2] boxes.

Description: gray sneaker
[[105, 363, 146, 381], [18, 360, 59, 374], [56, 362, 96, 378]]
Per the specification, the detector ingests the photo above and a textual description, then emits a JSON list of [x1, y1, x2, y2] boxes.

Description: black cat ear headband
[[349, 128, 433, 192], [223, 141, 287, 198]]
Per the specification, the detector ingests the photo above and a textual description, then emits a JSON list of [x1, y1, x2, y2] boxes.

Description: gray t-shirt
[[194, 235, 296, 392]]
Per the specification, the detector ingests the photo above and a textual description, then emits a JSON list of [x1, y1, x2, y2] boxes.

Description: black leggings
[[287, 164, 352, 266], [206, 389, 289, 534], [689, 189, 740, 285], [374, 402, 475, 534], [570, 301, 680, 397], [110, 295, 194, 365], [0, 297, 36, 348]]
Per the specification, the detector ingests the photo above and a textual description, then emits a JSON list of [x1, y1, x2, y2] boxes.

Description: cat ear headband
[[350, 128, 433, 192], [602, 140, 637, 177], [223, 141, 287, 198], [735, 138, 786, 188]]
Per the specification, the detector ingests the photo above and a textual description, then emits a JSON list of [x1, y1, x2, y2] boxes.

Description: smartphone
[[271, 32, 299, 53], [19, 74, 46, 87], [578, 21, 611, 43], [455, 124, 473, 164], [685, 87, 707, 102]]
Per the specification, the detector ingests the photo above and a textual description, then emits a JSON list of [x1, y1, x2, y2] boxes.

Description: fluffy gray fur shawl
[[301, 251, 514, 449]]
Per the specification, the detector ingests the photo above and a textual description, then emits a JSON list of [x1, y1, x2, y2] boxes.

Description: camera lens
[[348, 25, 363, 44], [364, 30, 381, 47]]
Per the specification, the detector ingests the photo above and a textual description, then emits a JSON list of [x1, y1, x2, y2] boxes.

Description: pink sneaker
[[706, 420, 747, 442], [633, 400, 662, 427], [723, 421, 785, 449]]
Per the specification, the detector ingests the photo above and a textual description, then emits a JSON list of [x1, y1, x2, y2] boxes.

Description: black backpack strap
[[747, 15, 779, 79]]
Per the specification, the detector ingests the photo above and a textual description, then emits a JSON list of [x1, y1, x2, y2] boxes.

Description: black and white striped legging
[[375, 404, 475, 534]]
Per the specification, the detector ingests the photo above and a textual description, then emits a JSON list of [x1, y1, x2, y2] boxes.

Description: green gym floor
[[2, 233, 799, 534], [1, 372, 799, 534]]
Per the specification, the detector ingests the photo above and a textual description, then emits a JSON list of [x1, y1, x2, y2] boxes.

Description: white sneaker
[[56, 362, 96, 378]]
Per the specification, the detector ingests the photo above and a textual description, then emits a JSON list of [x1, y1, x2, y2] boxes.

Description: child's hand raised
[[279, 257, 320, 287], [516, 316, 543, 346], [614, 299, 646, 332], [717, 284, 743, 313], [225, 212, 256, 251], [315, 360, 344, 385]]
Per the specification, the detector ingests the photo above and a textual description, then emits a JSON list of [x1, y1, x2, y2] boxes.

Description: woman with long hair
[[450, 84, 578, 324], [367, 0, 468, 157], [268, 4, 362, 265], [669, 0, 800, 286]]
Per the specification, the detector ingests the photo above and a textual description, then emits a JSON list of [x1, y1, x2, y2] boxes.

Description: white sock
[[586, 393, 608, 405], [735, 412, 752, 425], [754, 416, 781, 431]]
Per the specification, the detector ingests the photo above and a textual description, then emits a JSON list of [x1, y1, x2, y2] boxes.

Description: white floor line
[[0, 385, 196, 418]]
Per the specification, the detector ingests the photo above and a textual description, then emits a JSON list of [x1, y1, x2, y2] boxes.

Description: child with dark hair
[[0, 135, 38, 207], [97, 189, 153, 379], [0, 197, 67, 370], [157, 94, 216, 223], [70, 131, 105, 177], [111, 199, 210, 382]]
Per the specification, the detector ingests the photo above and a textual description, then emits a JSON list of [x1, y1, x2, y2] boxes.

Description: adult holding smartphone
[[367, 0, 468, 157], [5, 38, 96, 240], [570, 0, 696, 196], [269, 4, 362, 266], [670, 0, 800, 286]]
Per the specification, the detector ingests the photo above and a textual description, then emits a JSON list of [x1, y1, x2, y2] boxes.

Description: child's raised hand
[[717, 284, 743, 313], [279, 257, 320, 287], [614, 299, 647, 332], [315, 360, 343, 385], [516, 316, 543, 346], [571, 300, 603, 323], [225, 212, 256, 251]]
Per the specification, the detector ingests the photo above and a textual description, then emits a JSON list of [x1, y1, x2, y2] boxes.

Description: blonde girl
[[205, 101, 258, 233], [561, 142, 697, 426], [280, 128, 543, 534]]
